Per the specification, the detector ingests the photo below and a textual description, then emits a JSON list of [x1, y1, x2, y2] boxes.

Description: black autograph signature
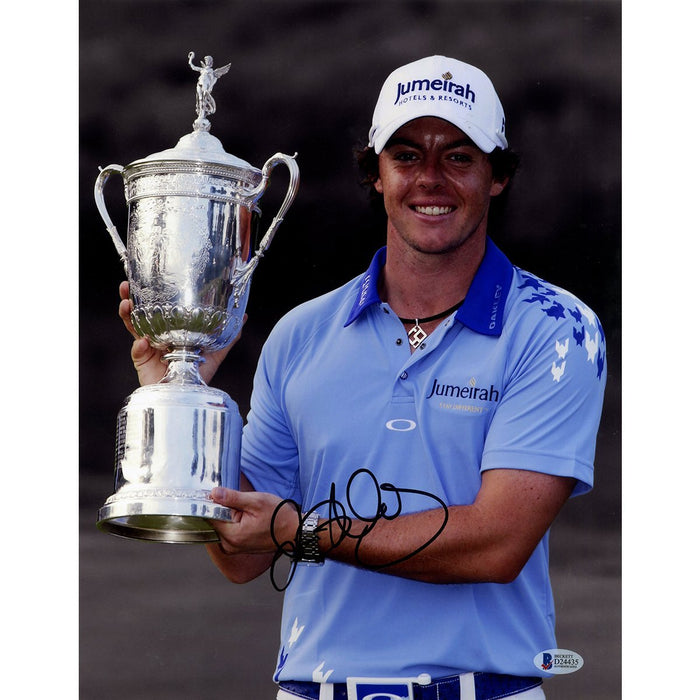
[[269, 468, 449, 591]]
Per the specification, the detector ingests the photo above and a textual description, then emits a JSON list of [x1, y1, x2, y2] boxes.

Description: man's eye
[[393, 151, 418, 162], [449, 152, 473, 163]]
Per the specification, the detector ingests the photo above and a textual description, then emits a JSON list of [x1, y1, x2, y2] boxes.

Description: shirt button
[[396, 338, 403, 345], [400, 371, 408, 380]]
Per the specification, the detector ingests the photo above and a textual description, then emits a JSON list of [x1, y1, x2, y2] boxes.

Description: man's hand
[[204, 482, 299, 585], [118, 281, 244, 386], [209, 487, 299, 555]]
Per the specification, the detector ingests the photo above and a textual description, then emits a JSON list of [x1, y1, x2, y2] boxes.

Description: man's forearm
[[313, 470, 575, 584], [315, 504, 515, 584], [205, 544, 275, 584]]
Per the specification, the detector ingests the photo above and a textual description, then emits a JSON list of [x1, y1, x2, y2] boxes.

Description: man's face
[[374, 117, 507, 257]]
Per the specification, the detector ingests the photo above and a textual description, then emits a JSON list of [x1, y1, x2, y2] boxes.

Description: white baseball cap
[[368, 55, 508, 154]]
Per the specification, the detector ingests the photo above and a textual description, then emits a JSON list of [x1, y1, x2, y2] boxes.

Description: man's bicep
[[474, 468, 575, 559]]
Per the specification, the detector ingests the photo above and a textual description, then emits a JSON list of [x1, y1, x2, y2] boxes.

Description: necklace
[[397, 299, 464, 348]]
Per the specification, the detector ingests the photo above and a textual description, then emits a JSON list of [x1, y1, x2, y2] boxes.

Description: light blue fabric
[[239, 238, 606, 683]]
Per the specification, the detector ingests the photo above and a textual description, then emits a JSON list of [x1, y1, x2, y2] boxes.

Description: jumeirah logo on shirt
[[426, 376, 500, 403]]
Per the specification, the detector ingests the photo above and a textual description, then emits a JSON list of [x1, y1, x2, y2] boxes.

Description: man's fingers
[[211, 487, 248, 509], [130, 338, 167, 381], [118, 282, 140, 340], [131, 337, 158, 367]]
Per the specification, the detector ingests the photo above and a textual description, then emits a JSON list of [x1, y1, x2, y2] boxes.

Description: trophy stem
[[160, 349, 206, 386]]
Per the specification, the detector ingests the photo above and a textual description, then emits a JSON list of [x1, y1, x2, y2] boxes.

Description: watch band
[[296, 511, 324, 566]]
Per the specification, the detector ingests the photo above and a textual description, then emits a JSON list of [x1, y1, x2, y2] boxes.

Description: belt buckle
[[346, 674, 431, 700]]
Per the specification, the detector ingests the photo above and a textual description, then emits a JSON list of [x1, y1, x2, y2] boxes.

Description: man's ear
[[374, 176, 384, 195], [490, 177, 509, 197]]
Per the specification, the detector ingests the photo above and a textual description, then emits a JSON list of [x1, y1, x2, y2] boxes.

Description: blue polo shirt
[[240, 237, 606, 683]]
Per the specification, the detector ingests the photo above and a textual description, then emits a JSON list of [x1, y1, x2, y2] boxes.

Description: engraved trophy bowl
[[93, 53, 299, 543]]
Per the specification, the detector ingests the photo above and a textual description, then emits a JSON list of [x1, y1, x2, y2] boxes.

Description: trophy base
[[97, 490, 233, 543], [97, 376, 242, 544]]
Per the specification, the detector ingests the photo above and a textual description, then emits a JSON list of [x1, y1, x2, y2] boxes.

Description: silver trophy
[[94, 53, 299, 543]]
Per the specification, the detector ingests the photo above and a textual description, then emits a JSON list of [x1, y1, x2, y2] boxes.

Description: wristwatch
[[296, 511, 324, 566]]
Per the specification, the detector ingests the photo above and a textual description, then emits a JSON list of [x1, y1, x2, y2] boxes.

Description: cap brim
[[370, 113, 500, 154]]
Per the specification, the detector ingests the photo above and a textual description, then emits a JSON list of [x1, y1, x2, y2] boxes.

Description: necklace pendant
[[407, 322, 427, 348]]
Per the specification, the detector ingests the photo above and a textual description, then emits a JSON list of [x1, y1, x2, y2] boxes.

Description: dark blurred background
[[79, 1, 621, 698]]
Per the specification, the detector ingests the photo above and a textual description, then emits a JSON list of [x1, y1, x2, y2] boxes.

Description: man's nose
[[416, 158, 445, 188]]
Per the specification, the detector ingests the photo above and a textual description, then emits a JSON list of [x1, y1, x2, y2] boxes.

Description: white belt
[[277, 673, 477, 700]]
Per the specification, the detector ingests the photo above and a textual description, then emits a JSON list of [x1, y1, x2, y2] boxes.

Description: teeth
[[415, 206, 452, 216]]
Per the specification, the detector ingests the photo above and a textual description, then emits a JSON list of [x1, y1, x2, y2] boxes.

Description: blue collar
[[344, 237, 513, 336]]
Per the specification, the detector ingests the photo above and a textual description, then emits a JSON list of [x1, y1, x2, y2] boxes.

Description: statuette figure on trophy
[[93, 52, 299, 543], [187, 52, 231, 130]]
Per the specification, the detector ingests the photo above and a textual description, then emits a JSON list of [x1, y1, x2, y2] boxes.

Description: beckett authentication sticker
[[534, 649, 584, 675]]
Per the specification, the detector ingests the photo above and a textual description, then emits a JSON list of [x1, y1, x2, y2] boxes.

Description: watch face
[[298, 512, 324, 565]]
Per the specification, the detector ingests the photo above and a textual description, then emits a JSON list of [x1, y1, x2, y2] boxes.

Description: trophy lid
[[132, 129, 258, 172]]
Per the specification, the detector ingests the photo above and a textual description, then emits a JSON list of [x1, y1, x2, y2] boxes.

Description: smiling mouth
[[413, 205, 455, 216]]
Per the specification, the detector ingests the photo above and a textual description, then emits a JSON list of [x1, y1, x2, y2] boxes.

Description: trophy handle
[[253, 152, 300, 257], [234, 153, 299, 294], [94, 164, 129, 270]]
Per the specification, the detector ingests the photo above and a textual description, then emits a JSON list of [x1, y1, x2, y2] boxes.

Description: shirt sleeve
[[481, 299, 607, 497]]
